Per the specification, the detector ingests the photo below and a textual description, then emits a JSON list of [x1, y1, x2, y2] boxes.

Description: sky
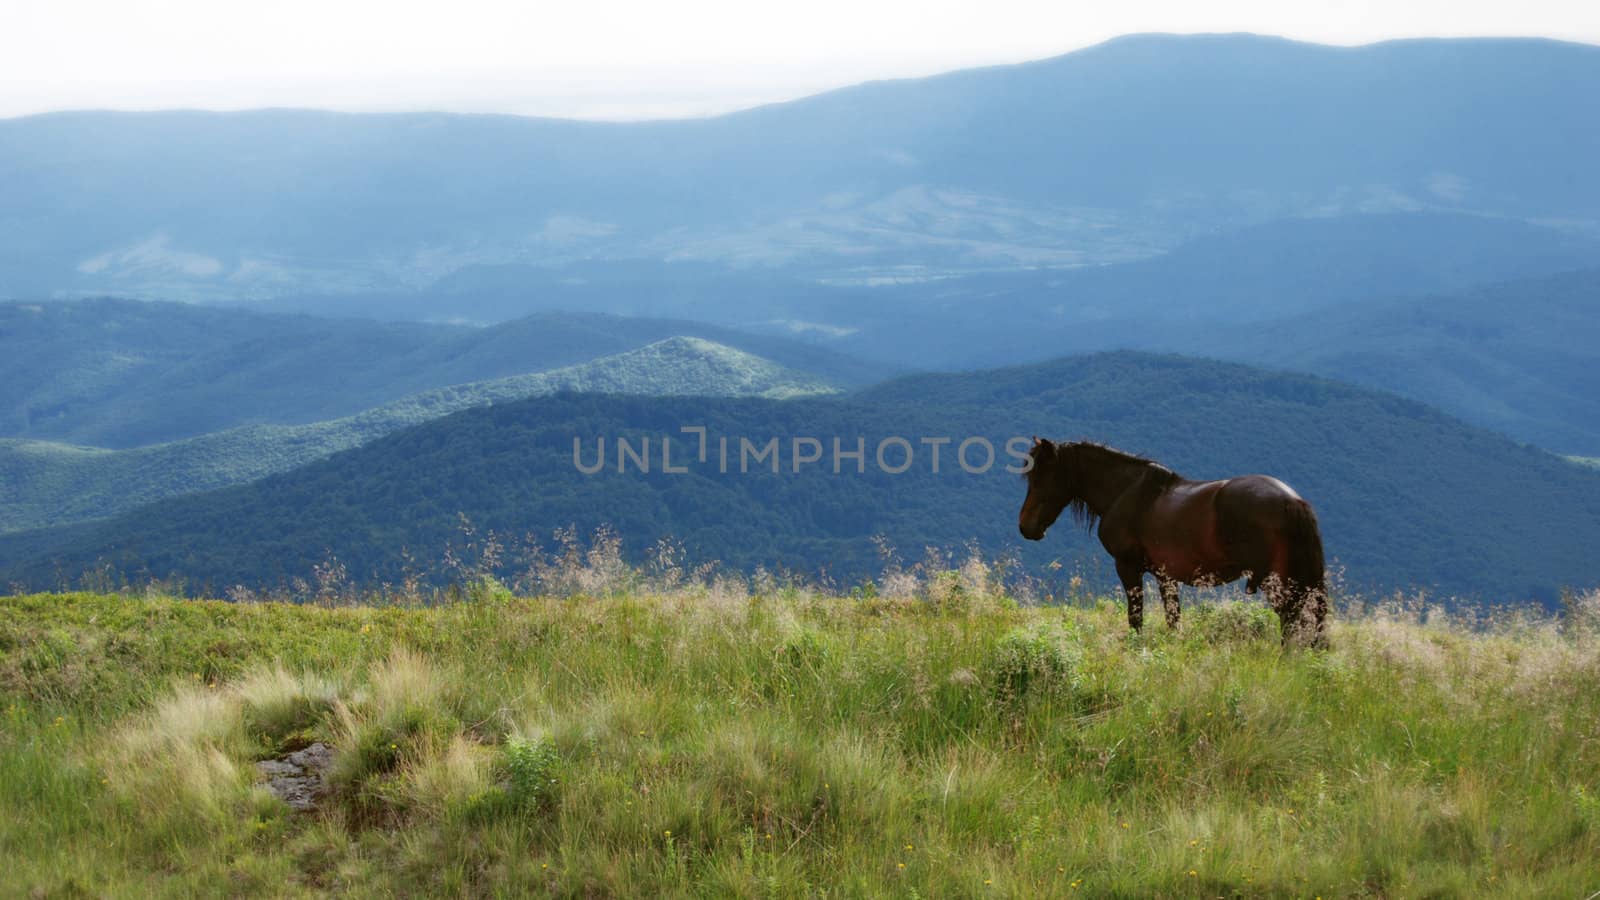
[[4, 0, 1599, 120]]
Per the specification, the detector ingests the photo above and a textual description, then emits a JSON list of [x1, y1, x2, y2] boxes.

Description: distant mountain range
[[0, 299, 888, 447], [1236, 268, 1600, 455], [6, 353, 1597, 605], [250, 211, 1600, 336], [0, 337, 836, 534], [3, 34, 1598, 305], [4, 34, 1598, 605], [813, 259, 1600, 456]]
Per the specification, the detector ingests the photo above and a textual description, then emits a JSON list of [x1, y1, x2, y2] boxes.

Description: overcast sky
[[5, 0, 1598, 120]]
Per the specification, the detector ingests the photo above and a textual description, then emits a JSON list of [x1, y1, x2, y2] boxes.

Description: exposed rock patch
[[257, 742, 333, 812]]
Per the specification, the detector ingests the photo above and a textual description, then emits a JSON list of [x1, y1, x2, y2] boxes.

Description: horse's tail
[[1284, 499, 1325, 592], [1282, 498, 1328, 647]]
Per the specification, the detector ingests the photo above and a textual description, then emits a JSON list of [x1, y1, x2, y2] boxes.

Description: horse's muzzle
[[1019, 523, 1045, 541]]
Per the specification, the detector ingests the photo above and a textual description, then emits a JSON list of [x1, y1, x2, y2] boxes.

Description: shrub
[[502, 735, 560, 809], [1185, 601, 1278, 645], [989, 624, 1082, 707]]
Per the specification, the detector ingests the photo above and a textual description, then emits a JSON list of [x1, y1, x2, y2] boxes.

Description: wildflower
[[1189, 839, 1199, 846], [360, 623, 372, 635], [1120, 821, 1129, 829], [984, 879, 992, 885], [898, 863, 905, 870], [541, 863, 549, 870], [905, 844, 914, 851], [1188, 870, 1197, 877], [664, 830, 671, 837]]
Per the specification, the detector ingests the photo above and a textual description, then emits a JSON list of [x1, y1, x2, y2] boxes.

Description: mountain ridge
[[6, 351, 1596, 604], [0, 298, 889, 447], [0, 336, 836, 534], [6, 34, 1598, 303]]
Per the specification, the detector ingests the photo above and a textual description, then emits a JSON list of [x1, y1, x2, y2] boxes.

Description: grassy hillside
[[3, 583, 1599, 897], [7, 353, 1599, 603], [0, 299, 885, 447], [0, 337, 837, 534]]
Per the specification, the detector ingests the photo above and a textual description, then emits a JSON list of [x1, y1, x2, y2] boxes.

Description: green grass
[[3, 587, 1599, 897]]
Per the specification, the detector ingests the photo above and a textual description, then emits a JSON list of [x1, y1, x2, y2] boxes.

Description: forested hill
[[1236, 267, 1600, 455], [5, 353, 1597, 605], [0, 299, 887, 447], [0, 337, 838, 534]]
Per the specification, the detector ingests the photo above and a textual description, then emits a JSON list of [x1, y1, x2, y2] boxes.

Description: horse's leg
[[1292, 576, 1331, 646], [1275, 577, 1306, 647], [1305, 583, 1329, 650], [1159, 576, 1181, 630], [1115, 557, 1145, 632]]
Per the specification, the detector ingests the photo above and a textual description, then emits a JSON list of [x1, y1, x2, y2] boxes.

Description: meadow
[[3, 553, 1599, 897]]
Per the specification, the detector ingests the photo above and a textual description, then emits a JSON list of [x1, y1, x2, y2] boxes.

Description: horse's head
[[1018, 437, 1077, 540]]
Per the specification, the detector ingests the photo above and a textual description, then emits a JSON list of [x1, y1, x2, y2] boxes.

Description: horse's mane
[[1058, 442, 1180, 531], [1067, 441, 1178, 472]]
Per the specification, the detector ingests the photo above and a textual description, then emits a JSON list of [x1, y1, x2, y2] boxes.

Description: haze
[[5, 0, 1599, 120]]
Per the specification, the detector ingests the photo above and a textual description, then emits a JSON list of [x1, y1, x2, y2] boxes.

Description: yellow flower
[[984, 879, 993, 886], [1188, 870, 1197, 877], [1120, 821, 1129, 829], [904, 844, 914, 851], [897, 863, 905, 870]]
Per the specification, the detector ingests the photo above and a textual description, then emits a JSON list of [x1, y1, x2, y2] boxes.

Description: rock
[[256, 742, 333, 812], [286, 742, 333, 773]]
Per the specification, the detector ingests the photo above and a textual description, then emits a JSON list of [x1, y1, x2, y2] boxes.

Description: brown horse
[[1018, 439, 1328, 647]]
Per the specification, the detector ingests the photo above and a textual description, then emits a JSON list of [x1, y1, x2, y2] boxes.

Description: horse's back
[[1224, 474, 1302, 503]]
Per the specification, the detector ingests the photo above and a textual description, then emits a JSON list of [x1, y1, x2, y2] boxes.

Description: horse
[[1017, 439, 1328, 647]]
